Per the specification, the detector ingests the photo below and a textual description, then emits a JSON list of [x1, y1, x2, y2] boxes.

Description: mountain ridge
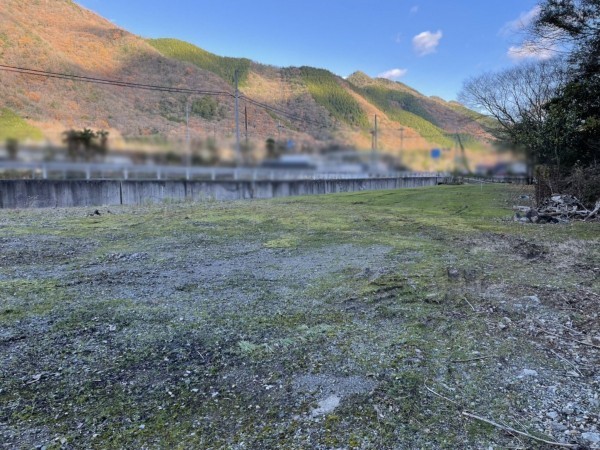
[[0, 0, 492, 168]]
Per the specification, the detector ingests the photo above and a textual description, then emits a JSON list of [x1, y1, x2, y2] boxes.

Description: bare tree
[[532, 0, 600, 75], [459, 58, 568, 177]]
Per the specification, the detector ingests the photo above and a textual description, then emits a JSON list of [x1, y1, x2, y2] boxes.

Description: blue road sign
[[431, 148, 441, 159]]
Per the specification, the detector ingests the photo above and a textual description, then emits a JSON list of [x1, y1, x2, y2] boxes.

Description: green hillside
[[360, 85, 440, 126], [0, 0, 490, 154], [0, 108, 43, 141], [147, 40, 484, 147], [355, 86, 453, 147], [298, 67, 369, 128], [147, 38, 251, 87]]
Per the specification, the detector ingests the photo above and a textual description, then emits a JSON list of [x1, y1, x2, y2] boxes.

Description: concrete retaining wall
[[0, 177, 444, 209]]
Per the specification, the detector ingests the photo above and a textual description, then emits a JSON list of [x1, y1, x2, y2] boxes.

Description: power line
[[0, 64, 233, 97], [240, 95, 327, 128], [0, 63, 329, 129], [0, 64, 488, 143]]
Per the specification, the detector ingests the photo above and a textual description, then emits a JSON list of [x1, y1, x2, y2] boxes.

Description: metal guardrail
[[461, 176, 528, 184], [0, 161, 446, 181]]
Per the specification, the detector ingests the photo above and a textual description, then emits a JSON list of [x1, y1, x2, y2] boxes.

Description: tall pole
[[374, 114, 378, 152], [185, 98, 191, 167], [244, 105, 248, 146], [371, 114, 378, 170], [243, 105, 249, 165], [234, 70, 241, 166], [399, 127, 404, 165]]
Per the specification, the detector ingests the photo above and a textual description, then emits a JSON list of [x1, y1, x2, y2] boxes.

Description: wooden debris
[[514, 194, 600, 223]]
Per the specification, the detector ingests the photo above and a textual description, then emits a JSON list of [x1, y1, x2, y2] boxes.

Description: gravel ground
[[1, 186, 599, 449]]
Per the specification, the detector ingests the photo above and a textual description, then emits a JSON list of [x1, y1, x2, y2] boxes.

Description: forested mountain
[[0, 0, 492, 168]]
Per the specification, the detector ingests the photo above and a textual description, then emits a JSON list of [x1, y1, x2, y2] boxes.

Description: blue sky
[[76, 0, 544, 101]]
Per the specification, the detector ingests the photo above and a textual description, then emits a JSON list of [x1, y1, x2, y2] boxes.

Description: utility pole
[[244, 105, 248, 146], [234, 70, 241, 166], [398, 127, 404, 165], [374, 114, 378, 151], [185, 98, 191, 167], [243, 105, 249, 165], [371, 114, 378, 170]]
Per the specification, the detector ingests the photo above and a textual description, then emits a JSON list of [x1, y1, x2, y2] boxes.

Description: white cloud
[[410, 5, 419, 14], [507, 39, 557, 61], [378, 68, 408, 80], [500, 6, 541, 36], [412, 30, 443, 56]]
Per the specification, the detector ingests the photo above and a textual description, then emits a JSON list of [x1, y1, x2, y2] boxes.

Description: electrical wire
[[0, 63, 329, 129], [0, 63, 489, 139], [0, 64, 233, 96], [240, 95, 328, 128]]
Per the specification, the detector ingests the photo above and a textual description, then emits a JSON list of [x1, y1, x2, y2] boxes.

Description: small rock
[[310, 395, 341, 417], [515, 295, 541, 312], [547, 411, 559, 419], [518, 369, 538, 378], [582, 432, 600, 443], [447, 268, 461, 280]]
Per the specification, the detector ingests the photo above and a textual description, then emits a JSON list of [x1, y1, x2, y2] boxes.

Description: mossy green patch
[[0, 278, 69, 322], [0, 108, 44, 142]]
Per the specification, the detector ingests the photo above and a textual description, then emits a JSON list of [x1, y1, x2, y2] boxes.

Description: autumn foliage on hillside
[[0, 0, 492, 168]]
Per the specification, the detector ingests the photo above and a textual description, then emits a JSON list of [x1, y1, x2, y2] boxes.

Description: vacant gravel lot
[[1, 185, 599, 449]]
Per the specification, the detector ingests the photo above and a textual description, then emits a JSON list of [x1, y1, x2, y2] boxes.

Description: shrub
[[565, 165, 600, 207], [535, 164, 600, 208]]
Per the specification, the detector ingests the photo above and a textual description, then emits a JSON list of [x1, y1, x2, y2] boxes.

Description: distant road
[[0, 160, 445, 181]]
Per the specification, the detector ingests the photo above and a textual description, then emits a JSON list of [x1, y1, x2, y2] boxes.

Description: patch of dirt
[[0, 236, 97, 267]]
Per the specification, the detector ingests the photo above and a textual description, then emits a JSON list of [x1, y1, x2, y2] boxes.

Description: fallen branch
[[585, 200, 600, 221], [513, 206, 532, 212], [424, 385, 460, 406], [424, 385, 579, 448], [538, 328, 600, 350], [548, 349, 583, 377], [463, 296, 477, 312], [462, 411, 578, 448], [451, 354, 497, 363]]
